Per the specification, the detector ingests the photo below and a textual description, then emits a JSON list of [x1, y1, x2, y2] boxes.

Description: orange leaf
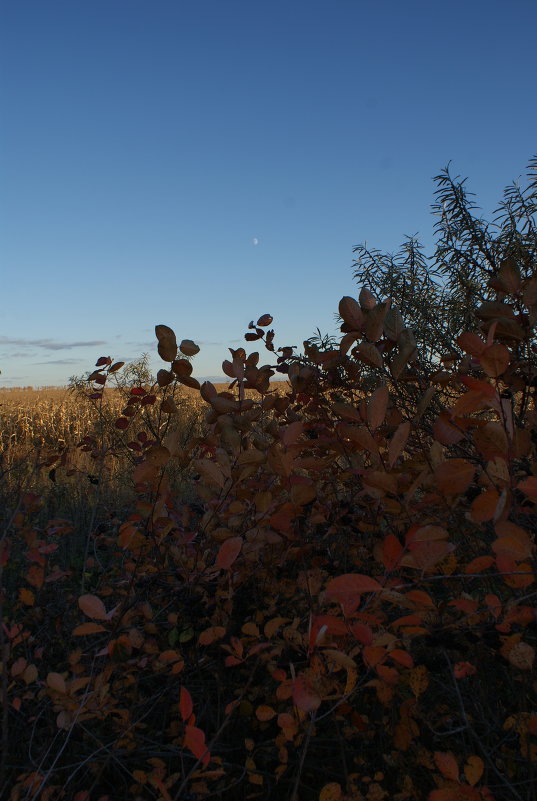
[[434, 459, 475, 495], [363, 646, 386, 668], [26, 564, 44, 589], [464, 755, 484, 786], [406, 525, 448, 545], [473, 423, 508, 460], [179, 687, 193, 722], [367, 385, 389, 431], [492, 522, 533, 560], [198, 626, 226, 646], [19, 588, 35, 606], [389, 649, 413, 668], [255, 704, 276, 721], [46, 672, 67, 694], [10, 657, 27, 677], [73, 622, 107, 636], [470, 489, 499, 522], [409, 665, 429, 697], [480, 343, 510, 377], [464, 556, 494, 574], [215, 537, 242, 570], [434, 751, 459, 782], [319, 782, 342, 801], [517, 476, 537, 502], [388, 421, 410, 467], [78, 594, 108, 620], [376, 664, 399, 684], [451, 390, 488, 417], [184, 724, 210, 766]]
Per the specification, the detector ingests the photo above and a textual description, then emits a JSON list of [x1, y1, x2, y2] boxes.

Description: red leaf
[[325, 574, 382, 600], [292, 675, 321, 712], [471, 489, 500, 522], [454, 661, 477, 679], [179, 687, 193, 722], [363, 645, 386, 668], [434, 459, 475, 495], [184, 724, 210, 766], [215, 537, 242, 570], [434, 751, 459, 782], [78, 594, 108, 620], [350, 622, 374, 644], [433, 413, 465, 446], [325, 574, 382, 613], [456, 332, 486, 357], [381, 534, 403, 570]]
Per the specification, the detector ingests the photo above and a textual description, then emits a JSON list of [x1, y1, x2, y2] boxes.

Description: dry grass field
[[0, 381, 289, 452], [0, 380, 290, 530]]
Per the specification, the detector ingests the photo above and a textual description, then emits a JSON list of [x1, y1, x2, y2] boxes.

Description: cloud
[[197, 339, 242, 346], [0, 337, 106, 351], [32, 358, 83, 365]]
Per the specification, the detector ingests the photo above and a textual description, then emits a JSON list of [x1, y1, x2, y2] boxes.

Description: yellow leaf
[[319, 782, 342, 801], [464, 755, 484, 786], [46, 672, 67, 694], [408, 665, 429, 697], [19, 588, 35, 606], [22, 664, 38, 684], [507, 641, 535, 670]]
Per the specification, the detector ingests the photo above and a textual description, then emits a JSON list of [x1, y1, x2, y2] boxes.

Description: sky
[[1, 0, 536, 387]]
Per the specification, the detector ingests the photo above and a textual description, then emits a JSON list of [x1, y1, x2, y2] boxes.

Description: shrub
[[1, 159, 536, 801]]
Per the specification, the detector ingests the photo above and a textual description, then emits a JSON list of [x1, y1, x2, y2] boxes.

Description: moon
[[252, 237, 259, 245]]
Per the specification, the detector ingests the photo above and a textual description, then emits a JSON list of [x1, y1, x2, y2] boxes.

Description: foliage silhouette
[[1, 159, 536, 801]]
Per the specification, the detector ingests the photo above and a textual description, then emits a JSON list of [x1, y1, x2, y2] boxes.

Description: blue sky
[[1, 0, 536, 387]]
